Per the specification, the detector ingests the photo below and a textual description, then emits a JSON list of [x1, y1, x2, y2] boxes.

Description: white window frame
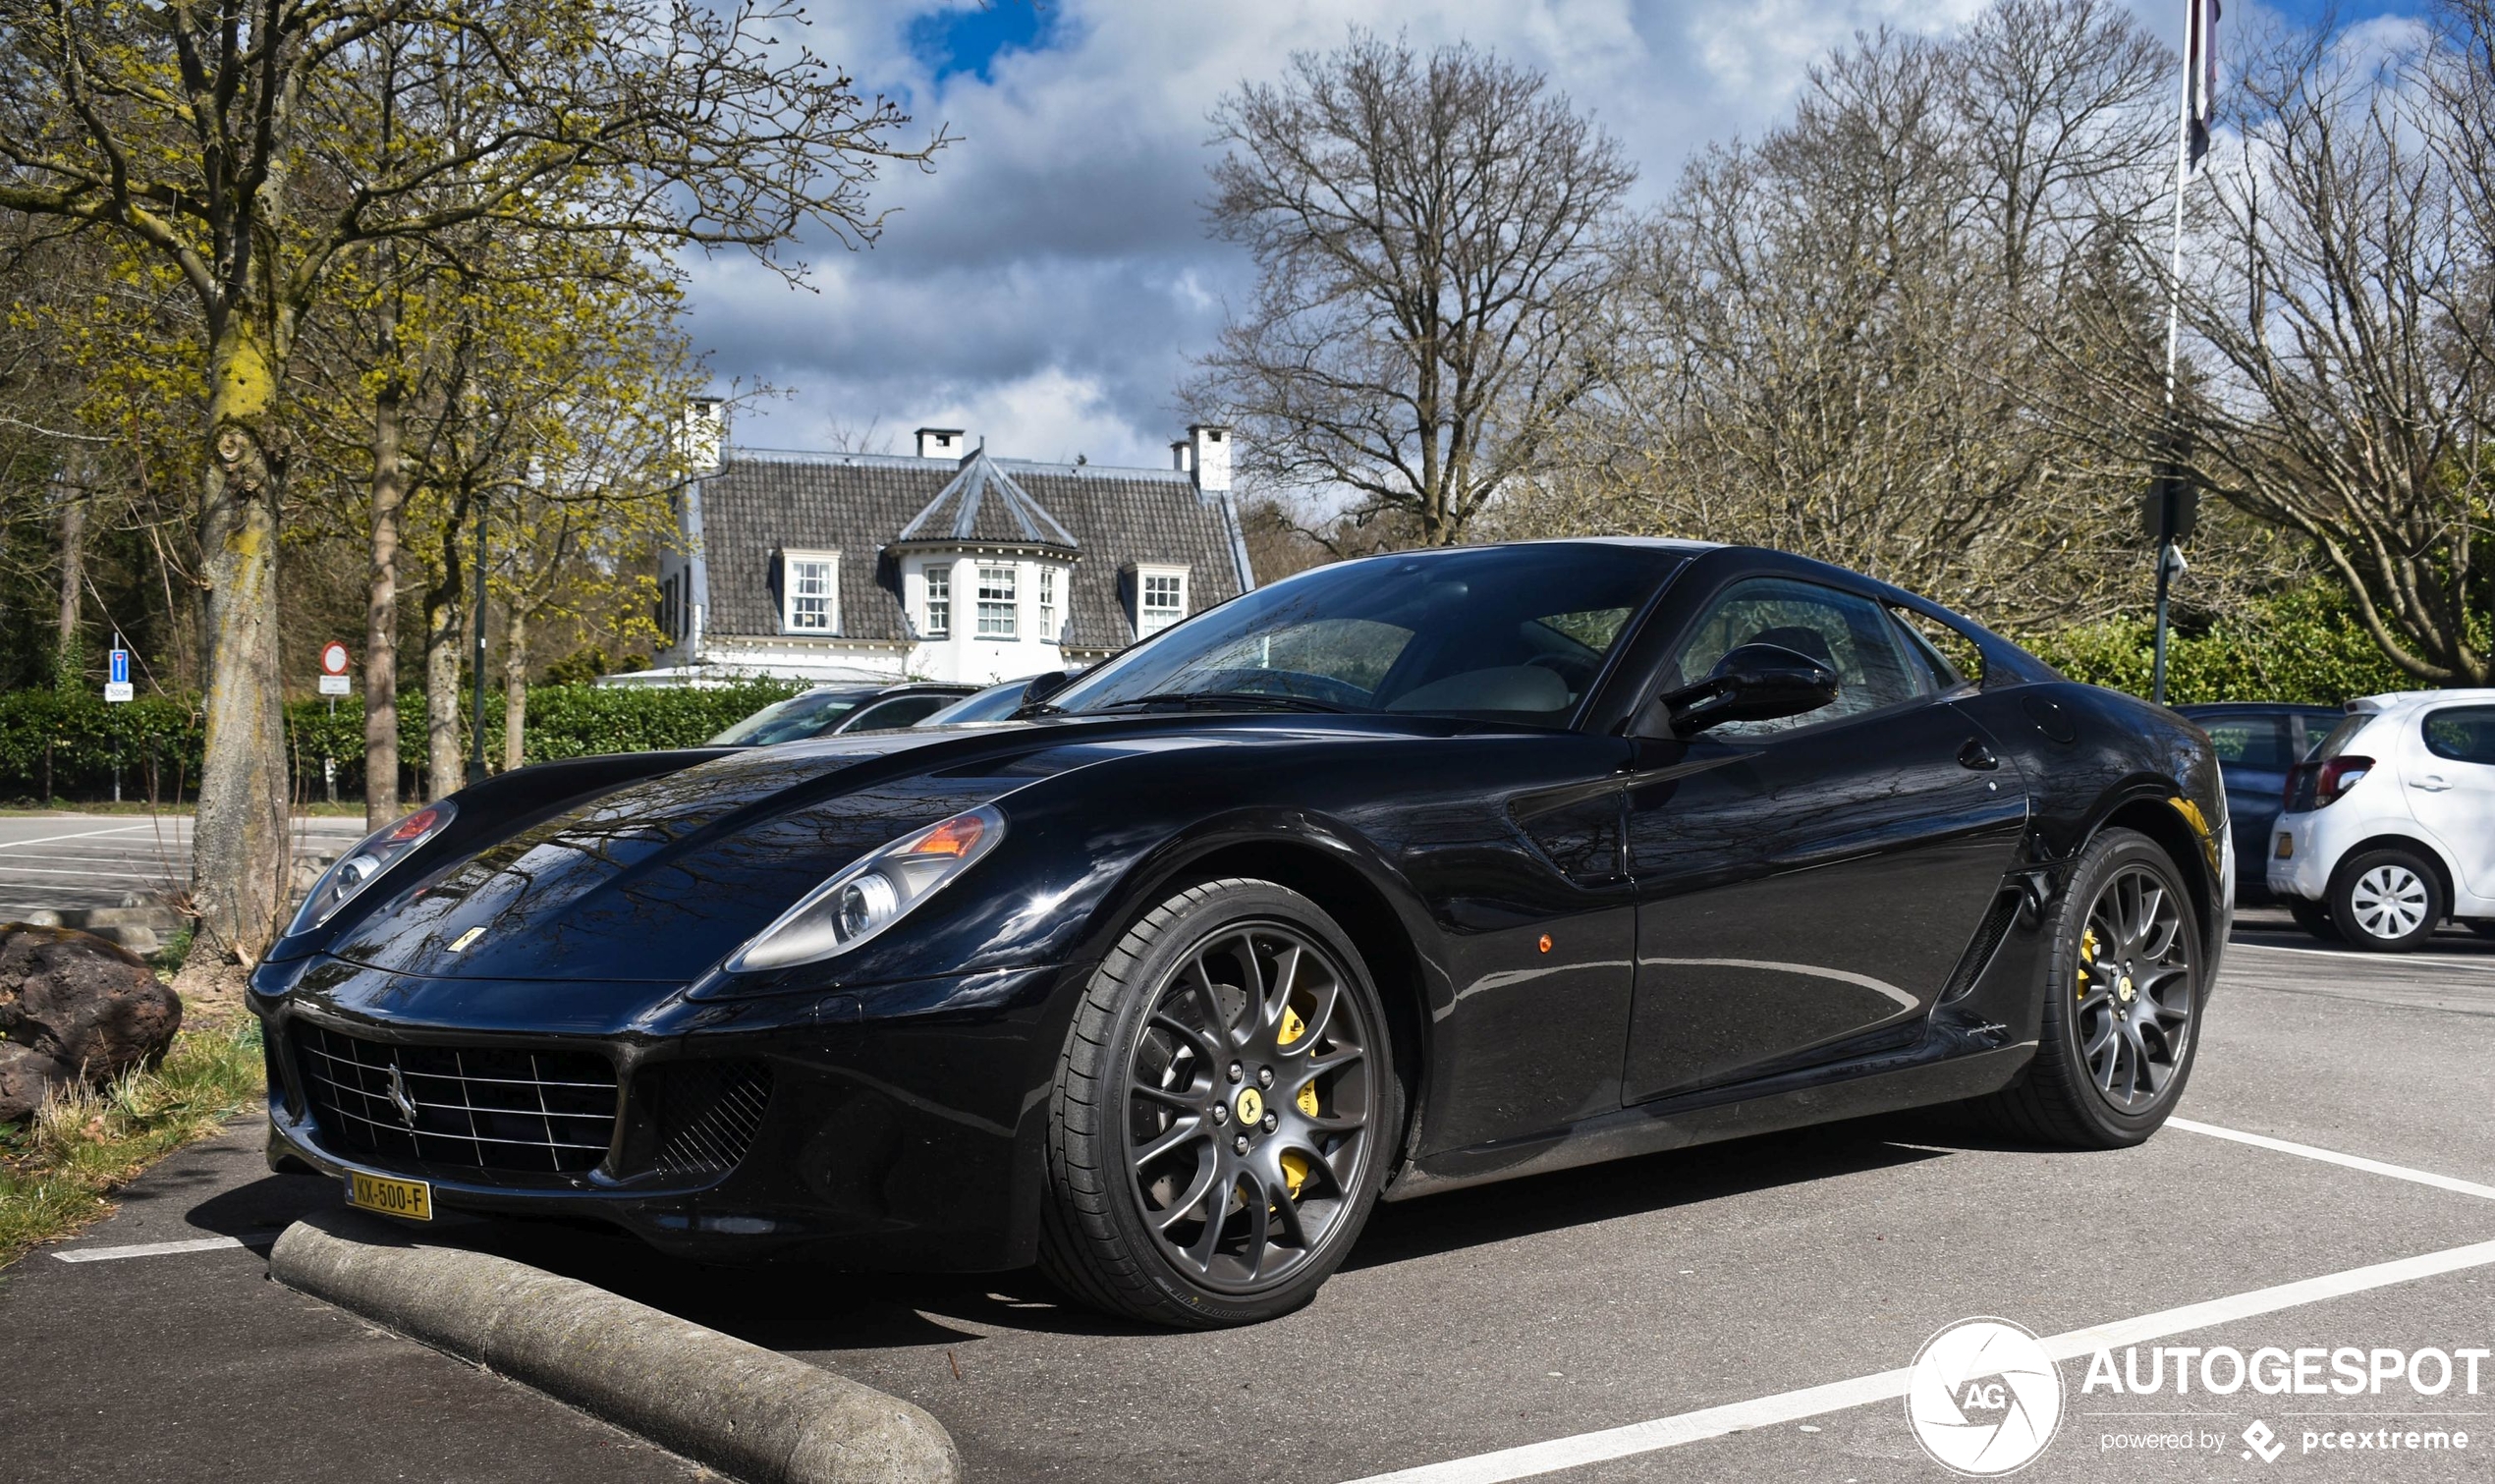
[[1137, 565, 1189, 637], [1037, 566, 1059, 644], [781, 549, 840, 634], [977, 563, 1019, 639], [921, 563, 951, 638]]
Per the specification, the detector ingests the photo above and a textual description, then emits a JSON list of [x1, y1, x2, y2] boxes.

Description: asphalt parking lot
[[4, 907, 2492, 1483], [0, 812, 366, 918]]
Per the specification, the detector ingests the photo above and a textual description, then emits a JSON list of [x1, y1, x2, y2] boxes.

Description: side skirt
[[1383, 1032, 2034, 1201]]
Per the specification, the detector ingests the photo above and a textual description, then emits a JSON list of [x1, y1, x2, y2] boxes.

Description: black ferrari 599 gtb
[[250, 539, 2230, 1327]]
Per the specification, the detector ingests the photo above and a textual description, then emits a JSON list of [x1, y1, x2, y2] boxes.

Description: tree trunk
[[424, 576, 465, 803], [54, 455, 86, 683], [187, 318, 291, 968], [502, 603, 528, 773], [363, 374, 407, 829]]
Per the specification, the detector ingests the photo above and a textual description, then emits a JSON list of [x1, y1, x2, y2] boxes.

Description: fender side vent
[[1938, 888, 2023, 1003], [635, 1061, 774, 1180]]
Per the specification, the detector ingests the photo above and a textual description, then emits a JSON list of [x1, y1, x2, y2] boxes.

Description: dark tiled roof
[[695, 448, 1253, 652], [895, 450, 1079, 550]]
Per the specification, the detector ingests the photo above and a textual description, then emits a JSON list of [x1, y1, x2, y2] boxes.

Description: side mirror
[[1017, 670, 1075, 708], [1632, 643, 1840, 740]]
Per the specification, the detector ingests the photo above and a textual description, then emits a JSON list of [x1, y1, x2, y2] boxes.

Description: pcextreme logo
[[1906, 1318, 2066, 1476]]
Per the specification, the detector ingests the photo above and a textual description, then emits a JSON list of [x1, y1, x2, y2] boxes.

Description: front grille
[[633, 1061, 774, 1179], [295, 1023, 618, 1175]]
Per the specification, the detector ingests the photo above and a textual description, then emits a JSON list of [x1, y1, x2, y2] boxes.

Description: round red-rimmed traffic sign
[[320, 641, 351, 676]]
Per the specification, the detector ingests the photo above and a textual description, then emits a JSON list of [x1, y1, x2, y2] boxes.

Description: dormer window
[[1137, 566, 1189, 636], [781, 550, 839, 633]]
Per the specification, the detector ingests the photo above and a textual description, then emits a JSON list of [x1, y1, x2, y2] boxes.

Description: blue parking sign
[[109, 648, 129, 685]]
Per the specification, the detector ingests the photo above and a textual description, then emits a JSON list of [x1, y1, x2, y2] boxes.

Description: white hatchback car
[[2268, 689, 2495, 951]]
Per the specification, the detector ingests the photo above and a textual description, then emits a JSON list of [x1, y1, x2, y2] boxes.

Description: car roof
[[2349, 687, 2495, 713], [2172, 702, 2342, 715]]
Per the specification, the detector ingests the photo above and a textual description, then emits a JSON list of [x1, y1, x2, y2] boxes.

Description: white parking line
[[2232, 940, 2489, 967], [0, 823, 163, 852], [1342, 1238, 2495, 1484], [2170, 1118, 2495, 1202], [50, 1234, 276, 1263]]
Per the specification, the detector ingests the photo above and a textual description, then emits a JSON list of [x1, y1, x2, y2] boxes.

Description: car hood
[[314, 717, 1372, 985], [321, 729, 1067, 984]]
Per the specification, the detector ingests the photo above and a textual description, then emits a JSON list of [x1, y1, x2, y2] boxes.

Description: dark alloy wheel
[[2071, 863, 2197, 1113], [1039, 879, 1397, 1327], [1975, 827, 2204, 1148]]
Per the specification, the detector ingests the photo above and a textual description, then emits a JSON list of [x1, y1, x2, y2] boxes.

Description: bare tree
[[1189, 33, 1634, 547], [2122, 12, 2494, 683], [0, 0, 942, 966]]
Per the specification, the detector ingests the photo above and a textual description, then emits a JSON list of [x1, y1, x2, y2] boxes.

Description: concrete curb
[[270, 1208, 961, 1484]]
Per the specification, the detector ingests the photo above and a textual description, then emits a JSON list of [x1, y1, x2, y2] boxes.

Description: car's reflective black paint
[[250, 541, 2231, 1271]]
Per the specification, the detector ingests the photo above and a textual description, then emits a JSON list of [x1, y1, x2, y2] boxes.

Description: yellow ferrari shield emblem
[[1235, 1087, 1264, 1126]]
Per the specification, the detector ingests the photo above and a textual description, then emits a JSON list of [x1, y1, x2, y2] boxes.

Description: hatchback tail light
[[2313, 754, 2374, 807]]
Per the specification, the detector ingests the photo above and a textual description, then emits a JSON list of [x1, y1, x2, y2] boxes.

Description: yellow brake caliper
[[2079, 929, 2098, 1000], [1277, 1005, 1318, 1199]]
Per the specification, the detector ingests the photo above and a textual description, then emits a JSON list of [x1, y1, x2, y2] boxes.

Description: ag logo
[[1905, 1318, 2064, 1476]]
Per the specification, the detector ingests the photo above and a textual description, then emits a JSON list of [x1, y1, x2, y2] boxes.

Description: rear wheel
[[2285, 898, 2338, 941], [1975, 828, 2204, 1148], [2330, 849, 2444, 953], [1039, 878, 1396, 1328]]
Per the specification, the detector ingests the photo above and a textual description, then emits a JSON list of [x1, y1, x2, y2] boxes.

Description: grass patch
[[0, 1017, 267, 1270]]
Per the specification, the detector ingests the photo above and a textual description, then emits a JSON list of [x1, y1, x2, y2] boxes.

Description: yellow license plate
[[345, 1170, 432, 1221]]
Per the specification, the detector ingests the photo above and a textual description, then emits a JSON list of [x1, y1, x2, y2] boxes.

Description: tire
[[1974, 828, 2206, 1148], [2330, 848, 2445, 953], [2470, 921, 2495, 942], [1038, 878, 1399, 1328], [2285, 898, 2338, 941]]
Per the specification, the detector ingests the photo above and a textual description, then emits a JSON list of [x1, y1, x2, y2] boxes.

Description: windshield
[[1049, 544, 1685, 724], [707, 689, 868, 745], [2311, 711, 2371, 762]]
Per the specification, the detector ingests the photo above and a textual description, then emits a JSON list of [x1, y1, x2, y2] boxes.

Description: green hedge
[[0, 680, 805, 802], [2016, 586, 2419, 706]]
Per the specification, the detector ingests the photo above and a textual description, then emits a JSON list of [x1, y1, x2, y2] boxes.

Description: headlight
[[727, 806, 1005, 973], [287, 801, 457, 933]]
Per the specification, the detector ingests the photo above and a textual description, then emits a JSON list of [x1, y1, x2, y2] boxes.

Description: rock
[[0, 924, 185, 1123], [0, 1042, 80, 1125], [20, 909, 63, 928]]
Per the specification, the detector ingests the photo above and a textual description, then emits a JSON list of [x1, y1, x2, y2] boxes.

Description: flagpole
[[2152, 0, 2197, 708]]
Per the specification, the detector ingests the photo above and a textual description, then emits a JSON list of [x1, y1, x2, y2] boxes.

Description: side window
[[1889, 605, 1985, 686], [1662, 577, 1930, 738], [2422, 706, 2495, 765]]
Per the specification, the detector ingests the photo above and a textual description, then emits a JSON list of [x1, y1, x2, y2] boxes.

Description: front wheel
[[2332, 849, 2445, 953], [1039, 878, 1397, 1328], [1974, 828, 2205, 1148]]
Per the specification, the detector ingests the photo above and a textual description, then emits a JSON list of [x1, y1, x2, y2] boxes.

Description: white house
[[634, 420, 1255, 686]]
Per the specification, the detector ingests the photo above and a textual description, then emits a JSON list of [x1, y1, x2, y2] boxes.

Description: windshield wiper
[[1081, 690, 1353, 715]]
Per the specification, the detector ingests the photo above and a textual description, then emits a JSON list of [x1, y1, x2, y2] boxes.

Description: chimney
[[915, 427, 966, 460], [1188, 425, 1231, 492], [1170, 439, 1192, 474], [677, 397, 726, 475]]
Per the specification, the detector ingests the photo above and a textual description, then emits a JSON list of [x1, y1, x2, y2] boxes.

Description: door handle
[[1959, 739, 2000, 771], [2412, 775, 2451, 792]]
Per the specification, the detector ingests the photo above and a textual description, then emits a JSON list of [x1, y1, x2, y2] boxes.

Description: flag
[[2185, 0, 2221, 170]]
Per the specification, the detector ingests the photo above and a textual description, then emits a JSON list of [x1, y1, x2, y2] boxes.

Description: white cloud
[[691, 0, 2160, 469]]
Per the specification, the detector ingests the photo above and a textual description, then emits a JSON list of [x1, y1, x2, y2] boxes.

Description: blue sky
[[688, 0, 2429, 471]]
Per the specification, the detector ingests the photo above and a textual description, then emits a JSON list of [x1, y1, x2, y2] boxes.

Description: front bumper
[[250, 956, 1072, 1271]]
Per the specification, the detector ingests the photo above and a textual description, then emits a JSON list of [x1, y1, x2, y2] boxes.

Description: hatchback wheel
[[2285, 898, 2337, 941], [2331, 849, 2444, 953], [1039, 878, 1396, 1328]]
